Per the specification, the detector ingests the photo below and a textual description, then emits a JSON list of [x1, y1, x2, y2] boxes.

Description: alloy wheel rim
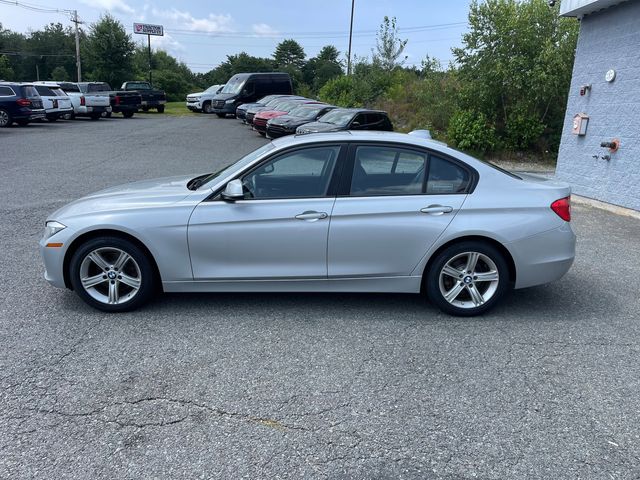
[[0, 110, 8, 126], [438, 251, 499, 309], [79, 247, 141, 305]]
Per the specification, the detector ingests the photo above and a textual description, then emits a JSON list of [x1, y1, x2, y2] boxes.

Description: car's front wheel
[[69, 237, 156, 312], [425, 241, 510, 316], [202, 101, 212, 114]]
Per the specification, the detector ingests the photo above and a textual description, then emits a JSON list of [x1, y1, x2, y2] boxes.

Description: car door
[[328, 144, 473, 278], [188, 144, 345, 280]]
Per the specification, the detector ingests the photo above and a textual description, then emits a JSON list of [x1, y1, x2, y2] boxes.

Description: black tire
[[69, 236, 157, 312], [202, 101, 212, 114], [142, 106, 149, 112], [105, 112, 112, 118], [16, 119, 29, 126], [216, 113, 225, 118], [122, 111, 134, 118], [0, 108, 13, 127], [157, 105, 165, 113], [47, 116, 58, 123], [425, 241, 510, 316], [90, 113, 101, 120]]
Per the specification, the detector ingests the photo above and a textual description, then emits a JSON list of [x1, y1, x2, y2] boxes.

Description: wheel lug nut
[[110, 280, 115, 284], [118, 275, 122, 279], [103, 275, 107, 279]]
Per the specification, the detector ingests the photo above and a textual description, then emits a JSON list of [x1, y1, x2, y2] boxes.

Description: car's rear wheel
[[123, 111, 134, 118], [157, 106, 165, 113], [69, 237, 156, 312], [90, 113, 101, 120], [0, 109, 12, 127], [425, 241, 509, 316], [216, 113, 225, 118], [16, 119, 29, 126], [203, 101, 212, 114]]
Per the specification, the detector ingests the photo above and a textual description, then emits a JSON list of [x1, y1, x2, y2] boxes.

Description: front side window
[[427, 155, 471, 194], [242, 146, 340, 199], [350, 146, 426, 196]]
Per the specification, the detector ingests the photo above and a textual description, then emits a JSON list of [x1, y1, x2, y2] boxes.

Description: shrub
[[447, 110, 497, 154]]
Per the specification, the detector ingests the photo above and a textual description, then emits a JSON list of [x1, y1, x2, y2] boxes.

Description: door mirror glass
[[221, 179, 244, 200], [352, 121, 361, 127]]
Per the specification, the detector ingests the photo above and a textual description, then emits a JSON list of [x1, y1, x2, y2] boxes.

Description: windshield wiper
[[187, 174, 210, 190]]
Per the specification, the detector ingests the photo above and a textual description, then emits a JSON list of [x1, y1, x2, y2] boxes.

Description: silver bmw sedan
[[40, 131, 575, 316]]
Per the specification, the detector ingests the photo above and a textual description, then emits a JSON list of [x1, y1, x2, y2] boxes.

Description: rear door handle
[[420, 205, 453, 215], [295, 211, 328, 221]]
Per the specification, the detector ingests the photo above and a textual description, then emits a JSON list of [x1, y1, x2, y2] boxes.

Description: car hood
[[298, 121, 342, 133], [270, 115, 311, 126], [188, 91, 204, 97], [211, 93, 236, 101], [49, 175, 196, 221]]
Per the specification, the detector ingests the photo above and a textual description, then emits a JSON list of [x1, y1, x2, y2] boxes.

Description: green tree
[[273, 39, 306, 70], [303, 45, 343, 93], [452, 0, 579, 152], [50, 65, 70, 81], [83, 14, 135, 87], [372, 16, 407, 71], [202, 52, 275, 85], [0, 55, 14, 80], [26, 23, 76, 81]]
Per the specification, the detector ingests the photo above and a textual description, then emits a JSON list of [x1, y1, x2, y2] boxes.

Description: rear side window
[[21, 86, 39, 97], [427, 155, 471, 194], [351, 146, 426, 196], [0, 86, 15, 96]]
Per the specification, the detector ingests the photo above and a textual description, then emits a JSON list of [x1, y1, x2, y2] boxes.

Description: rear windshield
[[52, 88, 67, 97], [60, 83, 80, 93], [125, 82, 151, 90], [34, 85, 56, 96], [87, 83, 111, 92]]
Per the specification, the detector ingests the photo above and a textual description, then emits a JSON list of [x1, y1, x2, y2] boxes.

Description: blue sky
[[1, 0, 473, 72]]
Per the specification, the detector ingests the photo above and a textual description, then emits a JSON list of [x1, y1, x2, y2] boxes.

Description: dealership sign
[[133, 23, 164, 36]]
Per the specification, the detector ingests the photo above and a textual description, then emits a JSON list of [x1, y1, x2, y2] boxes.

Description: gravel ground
[[1, 115, 639, 479]]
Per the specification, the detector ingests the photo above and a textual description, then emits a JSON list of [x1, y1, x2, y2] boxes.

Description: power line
[[0, 0, 73, 16], [0, 50, 75, 57]]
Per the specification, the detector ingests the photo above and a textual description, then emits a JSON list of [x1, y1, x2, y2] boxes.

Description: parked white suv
[[41, 81, 111, 119], [32, 84, 73, 121], [186, 84, 223, 113]]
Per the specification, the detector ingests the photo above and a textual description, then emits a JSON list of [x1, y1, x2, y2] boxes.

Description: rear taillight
[[551, 196, 571, 222], [80, 96, 85, 106], [16, 98, 31, 107], [114, 95, 120, 105]]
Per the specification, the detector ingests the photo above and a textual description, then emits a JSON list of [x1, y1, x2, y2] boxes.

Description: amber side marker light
[[46, 242, 64, 248]]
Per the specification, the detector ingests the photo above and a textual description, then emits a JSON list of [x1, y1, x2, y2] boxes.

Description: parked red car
[[252, 99, 322, 135]]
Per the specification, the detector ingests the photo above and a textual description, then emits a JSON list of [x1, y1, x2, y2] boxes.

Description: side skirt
[[163, 276, 423, 293]]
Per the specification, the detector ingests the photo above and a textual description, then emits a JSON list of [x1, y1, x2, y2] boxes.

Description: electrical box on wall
[[572, 113, 589, 136]]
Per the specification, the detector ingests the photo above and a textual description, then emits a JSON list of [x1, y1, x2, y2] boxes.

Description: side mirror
[[221, 179, 244, 200], [351, 121, 361, 127]]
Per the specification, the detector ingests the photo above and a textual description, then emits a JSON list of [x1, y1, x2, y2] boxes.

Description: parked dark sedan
[[0, 82, 45, 127], [296, 108, 393, 134], [266, 104, 336, 138]]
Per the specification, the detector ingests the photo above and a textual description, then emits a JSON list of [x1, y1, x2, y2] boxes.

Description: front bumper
[[186, 100, 202, 111], [39, 232, 72, 289], [506, 223, 576, 289], [212, 102, 236, 114]]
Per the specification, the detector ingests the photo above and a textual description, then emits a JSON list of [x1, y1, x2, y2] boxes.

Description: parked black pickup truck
[[77, 82, 141, 118], [121, 81, 167, 113]]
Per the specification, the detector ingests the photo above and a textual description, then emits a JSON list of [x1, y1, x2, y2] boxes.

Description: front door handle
[[420, 205, 453, 215], [295, 211, 328, 221]]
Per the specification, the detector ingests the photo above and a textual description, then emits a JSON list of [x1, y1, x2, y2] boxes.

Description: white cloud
[[80, 0, 135, 15], [151, 8, 233, 33], [252, 23, 279, 37]]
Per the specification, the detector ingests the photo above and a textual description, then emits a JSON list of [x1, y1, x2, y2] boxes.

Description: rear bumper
[[506, 223, 576, 289], [141, 99, 167, 107], [112, 105, 139, 113]]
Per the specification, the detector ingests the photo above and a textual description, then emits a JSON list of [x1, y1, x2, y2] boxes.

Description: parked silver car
[[40, 131, 575, 316]]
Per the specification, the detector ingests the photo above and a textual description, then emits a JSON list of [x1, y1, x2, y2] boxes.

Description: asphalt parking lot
[[1, 115, 639, 479]]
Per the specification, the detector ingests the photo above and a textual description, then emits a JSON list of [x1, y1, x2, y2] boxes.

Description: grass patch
[[162, 101, 195, 116]]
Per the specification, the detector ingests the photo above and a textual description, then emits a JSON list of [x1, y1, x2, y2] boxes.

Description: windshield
[[220, 75, 247, 94], [288, 106, 325, 119], [204, 85, 220, 93], [126, 82, 151, 90], [197, 143, 276, 189], [318, 109, 355, 127], [87, 83, 111, 92]]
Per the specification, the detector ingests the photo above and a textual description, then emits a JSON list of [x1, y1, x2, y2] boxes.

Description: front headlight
[[43, 221, 66, 240], [225, 99, 235, 104]]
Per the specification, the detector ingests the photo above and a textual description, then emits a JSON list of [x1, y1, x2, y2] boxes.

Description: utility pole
[[148, 34, 152, 84], [347, 0, 355, 75], [72, 10, 82, 82]]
